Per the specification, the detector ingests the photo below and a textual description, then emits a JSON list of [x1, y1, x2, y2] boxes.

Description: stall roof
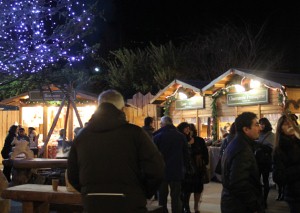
[[202, 68, 300, 95], [150, 79, 209, 104], [0, 89, 98, 106]]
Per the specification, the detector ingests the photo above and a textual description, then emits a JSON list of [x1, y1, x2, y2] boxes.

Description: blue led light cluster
[[0, 0, 92, 76]]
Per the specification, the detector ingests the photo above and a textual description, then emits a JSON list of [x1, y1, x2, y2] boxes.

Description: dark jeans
[[158, 181, 182, 213], [259, 168, 270, 205]]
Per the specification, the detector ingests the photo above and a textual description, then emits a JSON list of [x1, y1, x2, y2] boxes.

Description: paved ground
[[7, 181, 289, 213]]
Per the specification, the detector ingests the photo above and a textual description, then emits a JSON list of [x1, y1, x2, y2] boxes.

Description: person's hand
[[189, 137, 194, 145]]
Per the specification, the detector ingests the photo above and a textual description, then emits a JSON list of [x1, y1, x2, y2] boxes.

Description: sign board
[[175, 96, 204, 110], [227, 88, 268, 106], [29, 90, 76, 101]]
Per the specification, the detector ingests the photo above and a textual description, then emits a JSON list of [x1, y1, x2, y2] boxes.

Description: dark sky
[[95, 0, 300, 71]]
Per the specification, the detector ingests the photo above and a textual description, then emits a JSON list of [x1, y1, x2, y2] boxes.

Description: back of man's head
[[161, 116, 173, 127], [144, 116, 154, 126], [98, 90, 125, 110], [235, 112, 257, 132]]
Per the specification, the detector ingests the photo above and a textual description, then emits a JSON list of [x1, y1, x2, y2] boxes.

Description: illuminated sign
[[175, 97, 204, 110], [227, 88, 268, 106]]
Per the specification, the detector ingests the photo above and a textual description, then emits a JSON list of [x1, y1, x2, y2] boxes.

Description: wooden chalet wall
[[0, 110, 19, 164], [124, 92, 158, 128]]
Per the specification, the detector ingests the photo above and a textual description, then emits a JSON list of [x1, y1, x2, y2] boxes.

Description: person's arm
[[137, 129, 164, 199], [67, 143, 81, 192], [202, 139, 209, 165]]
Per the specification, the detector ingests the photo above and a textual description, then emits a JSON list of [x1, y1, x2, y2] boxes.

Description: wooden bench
[[1, 184, 163, 213]]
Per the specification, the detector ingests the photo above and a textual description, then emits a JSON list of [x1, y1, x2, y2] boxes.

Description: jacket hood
[[87, 102, 127, 132]]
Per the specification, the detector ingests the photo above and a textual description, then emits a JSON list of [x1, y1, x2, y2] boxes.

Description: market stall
[[202, 68, 300, 139], [150, 79, 213, 139], [0, 89, 97, 159]]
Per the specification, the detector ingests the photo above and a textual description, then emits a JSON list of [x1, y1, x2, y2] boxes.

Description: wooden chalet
[[0, 89, 98, 161], [202, 68, 300, 139]]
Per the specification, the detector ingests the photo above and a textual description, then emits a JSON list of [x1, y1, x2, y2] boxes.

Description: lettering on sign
[[227, 88, 268, 106], [175, 97, 204, 110], [29, 91, 76, 101]]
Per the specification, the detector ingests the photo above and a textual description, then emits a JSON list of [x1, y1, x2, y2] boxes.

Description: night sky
[[95, 0, 300, 71]]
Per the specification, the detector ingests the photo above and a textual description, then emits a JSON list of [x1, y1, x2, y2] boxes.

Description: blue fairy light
[[0, 0, 93, 76]]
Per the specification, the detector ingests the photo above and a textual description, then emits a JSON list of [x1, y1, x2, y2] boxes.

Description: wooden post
[[63, 100, 71, 141], [41, 97, 66, 157], [69, 96, 83, 128]]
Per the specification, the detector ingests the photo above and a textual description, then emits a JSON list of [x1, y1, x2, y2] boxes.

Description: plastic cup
[[52, 179, 59, 191]]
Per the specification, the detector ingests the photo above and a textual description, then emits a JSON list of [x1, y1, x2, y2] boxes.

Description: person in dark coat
[[154, 116, 190, 213], [177, 122, 194, 213], [273, 114, 300, 213], [142, 116, 155, 139], [189, 123, 209, 213], [1, 125, 18, 182], [67, 90, 164, 213], [255, 117, 274, 209], [221, 112, 264, 213]]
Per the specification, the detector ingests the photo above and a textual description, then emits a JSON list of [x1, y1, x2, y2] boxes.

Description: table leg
[[22, 201, 49, 213]]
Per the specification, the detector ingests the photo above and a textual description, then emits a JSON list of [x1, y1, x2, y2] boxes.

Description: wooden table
[[2, 158, 67, 169], [2, 184, 163, 213], [1, 184, 81, 213]]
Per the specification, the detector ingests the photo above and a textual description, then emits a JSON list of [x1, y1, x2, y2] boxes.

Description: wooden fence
[[124, 92, 158, 128]]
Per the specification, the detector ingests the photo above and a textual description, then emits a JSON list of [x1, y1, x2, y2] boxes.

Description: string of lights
[[0, 0, 93, 76]]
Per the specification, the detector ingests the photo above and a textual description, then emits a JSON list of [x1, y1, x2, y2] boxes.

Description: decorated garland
[[20, 100, 97, 106], [211, 88, 227, 140], [163, 96, 176, 116]]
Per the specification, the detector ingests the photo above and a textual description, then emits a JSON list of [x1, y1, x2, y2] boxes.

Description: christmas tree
[[0, 0, 92, 77]]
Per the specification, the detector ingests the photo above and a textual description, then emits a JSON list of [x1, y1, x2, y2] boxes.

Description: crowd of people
[[1, 89, 300, 213], [1, 125, 39, 181]]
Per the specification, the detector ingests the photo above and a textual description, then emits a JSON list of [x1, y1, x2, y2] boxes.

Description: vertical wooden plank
[[43, 106, 48, 143]]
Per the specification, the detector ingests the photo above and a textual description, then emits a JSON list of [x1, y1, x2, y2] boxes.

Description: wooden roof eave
[[0, 92, 29, 106], [202, 68, 284, 95], [234, 69, 283, 89], [150, 79, 202, 104], [0, 91, 98, 106]]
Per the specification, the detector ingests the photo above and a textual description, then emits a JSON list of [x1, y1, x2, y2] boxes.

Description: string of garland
[[20, 100, 97, 106], [163, 96, 176, 116], [211, 88, 227, 141]]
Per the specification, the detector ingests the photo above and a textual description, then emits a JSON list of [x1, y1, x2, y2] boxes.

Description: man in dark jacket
[[221, 112, 264, 213], [154, 116, 190, 213], [67, 90, 164, 213]]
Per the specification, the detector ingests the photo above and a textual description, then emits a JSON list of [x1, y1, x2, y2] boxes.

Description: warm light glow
[[234, 85, 245, 93], [22, 106, 43, 128], [178, 92, 188, 100], [250, 79, 261, 89]]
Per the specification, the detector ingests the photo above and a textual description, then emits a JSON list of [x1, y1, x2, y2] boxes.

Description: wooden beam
[[214, 83, 226, 88]]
